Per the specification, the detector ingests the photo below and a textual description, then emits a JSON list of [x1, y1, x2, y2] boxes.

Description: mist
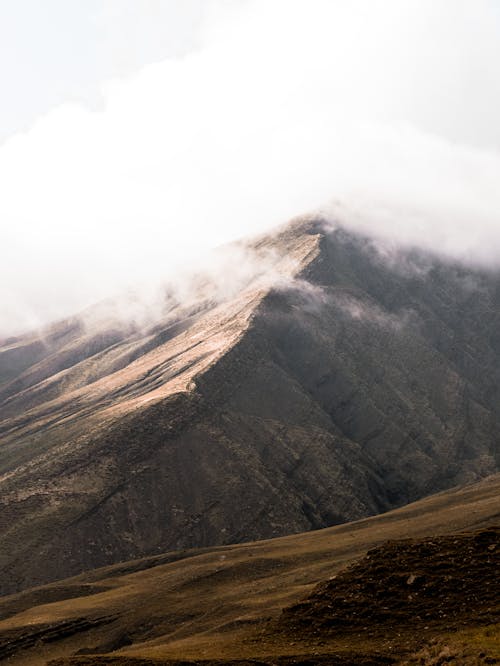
[[2, 0, 500, 334]]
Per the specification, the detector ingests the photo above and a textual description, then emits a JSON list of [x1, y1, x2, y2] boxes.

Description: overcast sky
[[1, 0, 500, 334]]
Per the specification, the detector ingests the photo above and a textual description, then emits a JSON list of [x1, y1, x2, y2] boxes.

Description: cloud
[[275, 278, 418, 333], [322, 125, 500, 267], [1, 0, 500, 334], [73, 240, 286, 336]]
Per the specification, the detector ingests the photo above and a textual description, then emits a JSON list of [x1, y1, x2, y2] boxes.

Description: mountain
[[1, 217, 500, 594], [0, 472, 498, 664]]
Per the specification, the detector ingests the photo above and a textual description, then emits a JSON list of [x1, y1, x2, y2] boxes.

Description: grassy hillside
[[0, 473, 498, 665]]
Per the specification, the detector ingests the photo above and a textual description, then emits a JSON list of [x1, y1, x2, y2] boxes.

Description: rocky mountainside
[[1, 218, 500, 593]]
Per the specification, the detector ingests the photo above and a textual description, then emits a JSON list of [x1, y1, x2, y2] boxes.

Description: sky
[[1, 0, 500, 334]]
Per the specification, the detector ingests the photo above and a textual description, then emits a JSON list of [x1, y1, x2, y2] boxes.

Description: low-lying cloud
[[2, 0, 500, 334]]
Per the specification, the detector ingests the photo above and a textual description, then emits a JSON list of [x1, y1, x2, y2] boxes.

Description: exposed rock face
[[1, 218, 500, 593]]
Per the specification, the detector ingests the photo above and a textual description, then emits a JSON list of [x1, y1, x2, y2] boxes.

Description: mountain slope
[[0, 472, 498, 665], [1, 218, 500, 593]]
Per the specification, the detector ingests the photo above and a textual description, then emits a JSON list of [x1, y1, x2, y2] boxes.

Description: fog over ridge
[[1, 0, 500, 334]]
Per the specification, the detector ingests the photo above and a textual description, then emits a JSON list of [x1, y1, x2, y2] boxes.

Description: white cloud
[[1, 0, 500, 334]]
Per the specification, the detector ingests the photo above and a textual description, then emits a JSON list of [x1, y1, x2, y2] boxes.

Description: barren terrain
[[0, 473, 498, 664]]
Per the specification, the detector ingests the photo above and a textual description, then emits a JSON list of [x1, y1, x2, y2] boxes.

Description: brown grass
[[0, 473, 498, 665]]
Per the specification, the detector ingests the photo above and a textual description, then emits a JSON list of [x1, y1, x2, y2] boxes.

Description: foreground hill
[[1, 218, 500, 592], [278, 526, 499, 661], [0, 473, 498, 665]]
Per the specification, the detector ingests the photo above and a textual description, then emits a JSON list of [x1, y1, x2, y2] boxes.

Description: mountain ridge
[[1, 217, 500, 594]]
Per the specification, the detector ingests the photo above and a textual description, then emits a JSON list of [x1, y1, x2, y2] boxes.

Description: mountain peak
[[1, 219, 500, 594]]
